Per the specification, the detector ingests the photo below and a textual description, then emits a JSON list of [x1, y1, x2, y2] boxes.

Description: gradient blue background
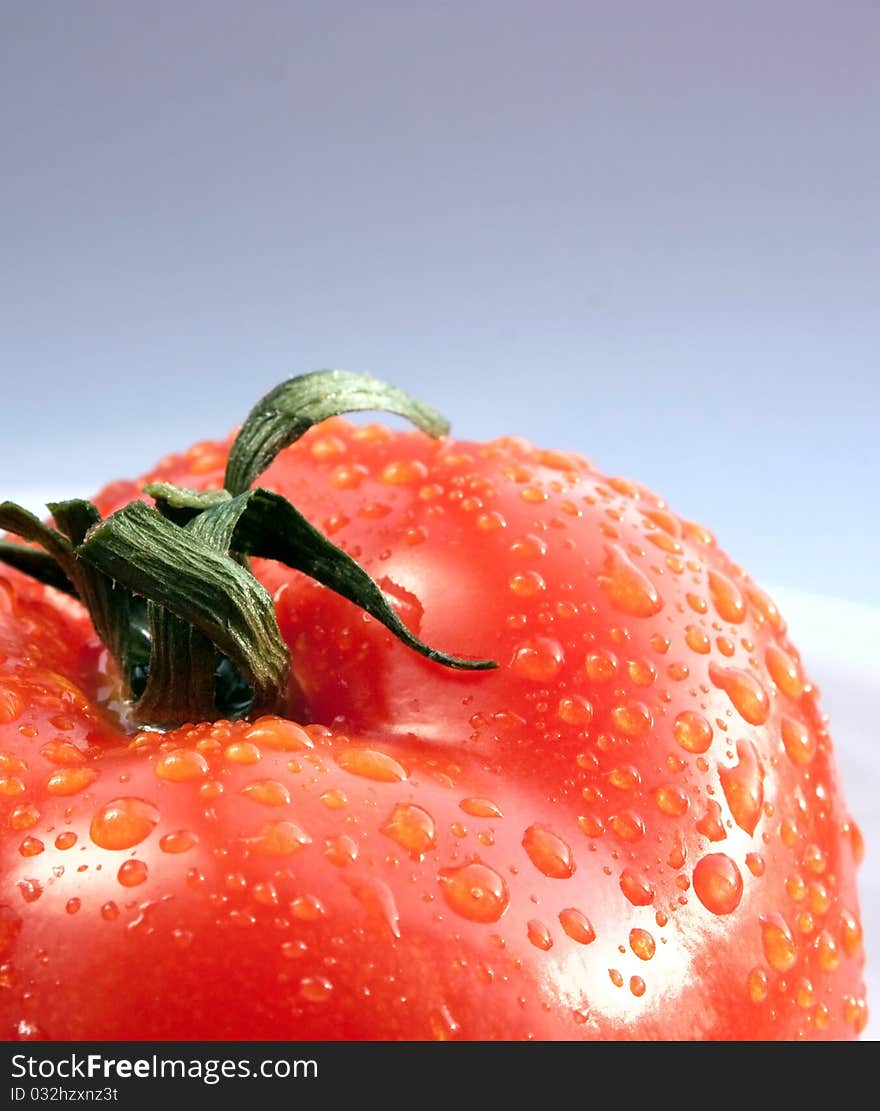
[[2, 0, 878, 606], [1, 1, 879, 1038]]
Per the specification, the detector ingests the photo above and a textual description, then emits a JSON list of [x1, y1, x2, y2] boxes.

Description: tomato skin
[[0, 420, 869, 1040]]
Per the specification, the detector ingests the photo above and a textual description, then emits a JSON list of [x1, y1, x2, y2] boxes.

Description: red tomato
[[0, 382, 868, 1041]]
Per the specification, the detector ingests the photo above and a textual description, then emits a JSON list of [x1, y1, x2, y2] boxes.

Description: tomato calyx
[[0, 370, 497, 729]]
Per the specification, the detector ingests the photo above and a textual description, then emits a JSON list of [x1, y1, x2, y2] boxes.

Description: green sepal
[[224, 369, 449, 495]]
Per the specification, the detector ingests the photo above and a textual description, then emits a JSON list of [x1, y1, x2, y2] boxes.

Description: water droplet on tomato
[[224, 741, 262, 765], [522, 825, 576, 878], [709, 663, 770, 725], [719, 739, 764, 835], [438, 862, 509, 923], [300, 975, 333, 1002], [760, 913, 798, 971], [527, 919, 554, 950], [429, 1005, 461, 1040], [765, 644, 803, 699], [245, 718, 313, 751], [781, 716, 816, 766], [511, 638, 565, 682], [90, 798, 159, 850], [598, 545, 663, 617], [46, 767, 98, 796], [250, 820, 312, 856], [336, 748, 408, 782], [620, 870, 654, 907], [708, 570, 746, 624], [18, 836, 44, 857], [242, 779, 291, 807], [559, 907, 596, 944], [673, 710, 713, 753], [610, 701, 653, 737], [460, 797, 504, 818], [629, 928, 656, 960], [693, 853, 743, 915], [117, 859, 148, 888], [155, 749, 209, 782], [159, 829, 198, 854], [382, 803, 437, 858]]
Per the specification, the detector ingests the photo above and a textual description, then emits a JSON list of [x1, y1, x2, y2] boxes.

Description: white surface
[[5, 496, 878, 1038]]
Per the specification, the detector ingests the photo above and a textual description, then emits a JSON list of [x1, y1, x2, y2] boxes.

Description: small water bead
[[577, 814, 605, 838], [46, 767, 98, 796], [522, 825, 575, 879], [299, 975, 334, 1003], [760, 913, 798, 972], [0, 686, 24, 723], [840, 910, 863, 957], [620, 870, 654, 907], [382, 804, 437, 858], [719, 739, 764, 836], [250, 820, 312, 857], [245, 719, 313, 752], [655, 785, 690, 817], [765, 644, 803, 699], [598, 545, 663, 618], [511, 638, 565, 682], [608, 765, 641, 791], [336, 748, 408, 783], [746, 584, 785, 631], [330, 463, 367, 490], [429, 1005, 461, 1041], [380, 459, 428, 485], [559, 908, 596, 945], [438, 862, 510, 924], [708, 570, 746, 624], [320, 789, 349, 809], [18, 836, 44, 857], [748, 967, 769, 1003], [693, 853, 743, 916], [815, 930, 841, 972], [155, 749, 209, 782], [460, 798, 503, 819], [673, 711, 713, 754], [686, 593, 708, 615], [325, 835, 359, 867], [684, 626, 711, 648], [509, 570, 546, 598], [66, 897, 81, 915], [291, 895, 326, 921], [54, 831, 77, 851], [0, 775, 25, 796], [708, 663, 770, 726], [117, 860, 149, 888], [40, 739, 86, 766], [627, 659, 657, 687], [224, 741, 262, 765], [585, 650, 617, 683], [241, 779, 291, 807], [746, 853, 765, 877], [808, 882, 831, 915], [629, 928, 656, 961], [556, 695, 594, 726], [608, 969, 624, 988], [527, 919, 554, 950], [781, 716, 816, 766], [159, 830, 199, 854], [715, 636, 736, 658], [696, 800, 727, 842], [610, 811, 646, 843], [90, 798, 160, 851], [610, 701, 653, 737]]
